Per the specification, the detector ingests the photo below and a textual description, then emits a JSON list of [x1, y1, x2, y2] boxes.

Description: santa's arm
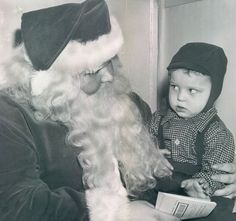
[[86, 187, 130, 221], [85, 157, 130, 221]]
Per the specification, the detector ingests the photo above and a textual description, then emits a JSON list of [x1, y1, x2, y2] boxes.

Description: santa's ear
[[13, 29, 22, 48]]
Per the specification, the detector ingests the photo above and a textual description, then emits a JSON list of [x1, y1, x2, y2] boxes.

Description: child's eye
[[170, 84, 178, 91], [189, 89, 197, 94]]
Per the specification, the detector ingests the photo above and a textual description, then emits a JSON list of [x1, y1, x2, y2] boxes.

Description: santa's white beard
[[31, 71, 162, 192], [68, 76, 136, 221], [30, 72, 170, 221], [67, 74, 147, 191]]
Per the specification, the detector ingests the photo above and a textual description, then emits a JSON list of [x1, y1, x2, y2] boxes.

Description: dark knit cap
[[167, 42, 227, 111], [19, 0, 111, 71]]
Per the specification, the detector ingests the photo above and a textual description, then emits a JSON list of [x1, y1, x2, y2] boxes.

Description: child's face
[[168, 69, 212, 118]]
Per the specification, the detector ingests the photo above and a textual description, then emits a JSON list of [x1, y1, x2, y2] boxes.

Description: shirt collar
[[192, 107, 218, 132], [161, 106, 218, 132], [160, 108, 177, 125]]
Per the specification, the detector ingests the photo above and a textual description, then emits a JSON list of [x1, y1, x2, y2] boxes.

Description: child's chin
[[176, 111, 191, 119]]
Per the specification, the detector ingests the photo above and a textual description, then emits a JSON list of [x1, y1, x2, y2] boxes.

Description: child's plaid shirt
[[149, 106, 235, 196]]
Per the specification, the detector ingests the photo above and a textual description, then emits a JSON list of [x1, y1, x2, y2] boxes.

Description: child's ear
[[13, 29, 22, 48]]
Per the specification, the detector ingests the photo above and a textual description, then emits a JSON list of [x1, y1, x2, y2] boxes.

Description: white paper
[[155, 192, 217, 220]]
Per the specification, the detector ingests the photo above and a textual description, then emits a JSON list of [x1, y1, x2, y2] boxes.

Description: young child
[[150, 42, 235, 220]]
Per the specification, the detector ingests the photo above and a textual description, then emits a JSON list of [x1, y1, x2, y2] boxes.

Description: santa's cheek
[[80, 76, 102, 95]]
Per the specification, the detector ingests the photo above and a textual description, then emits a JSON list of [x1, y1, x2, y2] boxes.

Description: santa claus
[[0, 0, 175, 221]]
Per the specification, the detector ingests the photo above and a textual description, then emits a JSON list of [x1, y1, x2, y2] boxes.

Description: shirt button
[[174, 139, 180, 146]]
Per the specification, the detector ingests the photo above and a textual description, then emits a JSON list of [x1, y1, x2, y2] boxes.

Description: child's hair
[[168, 68, 204, 78]]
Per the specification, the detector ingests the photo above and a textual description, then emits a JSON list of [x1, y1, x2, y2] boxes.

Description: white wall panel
[[108, 0, 158, 110]]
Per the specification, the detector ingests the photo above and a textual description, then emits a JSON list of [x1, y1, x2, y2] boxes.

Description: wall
[[107, 0, 158, 110], [158, 0, 236, 139], [165, 0, 202, 8]]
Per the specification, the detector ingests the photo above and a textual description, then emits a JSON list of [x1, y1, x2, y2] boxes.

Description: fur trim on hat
[[53, 16, 123, 74]]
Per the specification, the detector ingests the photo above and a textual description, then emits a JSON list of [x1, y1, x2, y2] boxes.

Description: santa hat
[[16, 0, 123, 72]]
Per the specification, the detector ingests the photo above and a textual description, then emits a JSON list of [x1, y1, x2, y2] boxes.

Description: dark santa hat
[[167, 42, 227, 111], [15, 0, 123, 72]]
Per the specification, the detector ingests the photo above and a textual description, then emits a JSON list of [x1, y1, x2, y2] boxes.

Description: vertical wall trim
[[149, 0, 158, 111], [156, 0, 166, 106]]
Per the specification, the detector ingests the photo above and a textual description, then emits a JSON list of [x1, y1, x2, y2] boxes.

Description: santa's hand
[[129, 200, 180, 221], [211, 158, 236, 198], [154, 149, 173, 178], [160, 149, 171, 156], [181, 178, 210, 200]]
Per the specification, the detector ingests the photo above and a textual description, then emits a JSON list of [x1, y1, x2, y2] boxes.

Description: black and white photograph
[[0, 1, 235, 221]]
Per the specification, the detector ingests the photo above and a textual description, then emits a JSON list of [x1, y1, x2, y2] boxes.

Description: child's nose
[[177, 89, 186, 101]]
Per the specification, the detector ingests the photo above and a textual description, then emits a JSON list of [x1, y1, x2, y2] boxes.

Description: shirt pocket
[[174, 138, 196, 161]]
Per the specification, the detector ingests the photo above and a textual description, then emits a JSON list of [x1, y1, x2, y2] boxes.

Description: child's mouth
[[176, 106, 186, 112]]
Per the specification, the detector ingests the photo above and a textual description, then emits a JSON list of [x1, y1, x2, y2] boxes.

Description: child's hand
[[181, 178, 210, 200]]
